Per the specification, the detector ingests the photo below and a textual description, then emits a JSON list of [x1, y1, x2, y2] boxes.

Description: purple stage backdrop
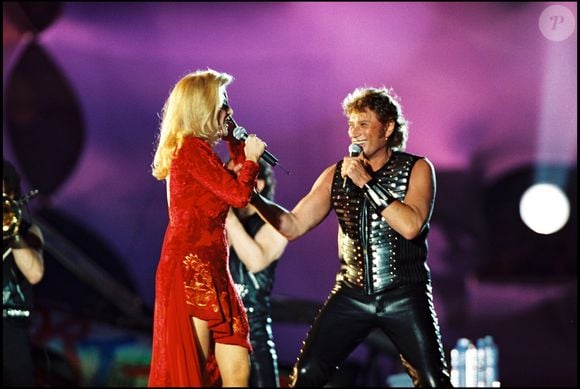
[[3, 2, 577, 387]]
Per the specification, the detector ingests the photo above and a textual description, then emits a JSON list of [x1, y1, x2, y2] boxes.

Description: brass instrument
[[2, 189, 39, 241]]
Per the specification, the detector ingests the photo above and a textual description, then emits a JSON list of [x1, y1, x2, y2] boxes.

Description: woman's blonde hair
[[152, 69, 233, 180]]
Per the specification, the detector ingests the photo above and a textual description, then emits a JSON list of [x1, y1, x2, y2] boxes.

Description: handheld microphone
[[342, 143, 363, 189], [232, 126, 290, 175]]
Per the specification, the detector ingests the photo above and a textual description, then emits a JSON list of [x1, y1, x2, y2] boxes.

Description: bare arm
[[10, 224, 45, 284], [381, 158, 435, 239], [251, 165, 336, 240], [226, 208, 288, 273]]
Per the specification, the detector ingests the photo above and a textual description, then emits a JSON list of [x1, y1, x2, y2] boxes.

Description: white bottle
[[484, 335, 500, 387], [450, 338, 471, 387], [465, 340, 478, 387], [476, 337, 487, 387]]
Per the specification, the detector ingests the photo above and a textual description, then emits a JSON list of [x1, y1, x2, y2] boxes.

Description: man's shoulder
[[393, 150, 424, 160]]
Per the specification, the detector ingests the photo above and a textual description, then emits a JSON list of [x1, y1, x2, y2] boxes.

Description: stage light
[[519, 183, 570, 235], [477, 164, 576, 280]]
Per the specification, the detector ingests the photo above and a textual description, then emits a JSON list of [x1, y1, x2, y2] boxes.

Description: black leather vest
[[331, 151, 431, 295]]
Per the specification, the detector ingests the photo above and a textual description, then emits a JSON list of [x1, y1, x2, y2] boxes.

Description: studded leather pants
[[289, 282, 453, 388]]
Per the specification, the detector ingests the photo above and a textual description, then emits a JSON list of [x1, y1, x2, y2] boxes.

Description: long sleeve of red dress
[[148, 137, 259, 387]]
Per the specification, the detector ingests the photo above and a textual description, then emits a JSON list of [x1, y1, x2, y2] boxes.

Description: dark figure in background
[[2, 159, 45, 387], [249, 87, 453, 387], [226, 159, 288, 387]]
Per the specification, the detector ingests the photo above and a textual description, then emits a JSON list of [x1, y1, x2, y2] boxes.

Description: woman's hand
[[244, 134, 266, 163]]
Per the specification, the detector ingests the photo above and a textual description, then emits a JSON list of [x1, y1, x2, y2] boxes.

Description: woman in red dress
[[148, 69, 266, 387]]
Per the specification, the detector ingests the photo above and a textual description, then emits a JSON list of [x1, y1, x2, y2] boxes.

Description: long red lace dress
[[148, 137, 258, 387]]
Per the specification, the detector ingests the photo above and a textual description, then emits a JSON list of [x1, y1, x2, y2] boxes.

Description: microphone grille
[[232, 126, 247, 140], [348, 143, 362, 156]]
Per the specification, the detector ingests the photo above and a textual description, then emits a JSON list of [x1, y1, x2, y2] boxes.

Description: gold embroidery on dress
[[232, 316, 243, 334], [219, 291, 231, 316], [183, 253, 219, 312]]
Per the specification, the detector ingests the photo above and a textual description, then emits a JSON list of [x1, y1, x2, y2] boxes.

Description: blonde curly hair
[[342, 86, 409, 151], [152, 69, 233, 180]]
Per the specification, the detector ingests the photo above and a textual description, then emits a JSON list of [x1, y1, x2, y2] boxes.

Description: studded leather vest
[[331, 151, 431, 295]]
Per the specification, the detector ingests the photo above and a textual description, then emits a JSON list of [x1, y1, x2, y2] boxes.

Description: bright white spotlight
[[519, 183, 570, 235]]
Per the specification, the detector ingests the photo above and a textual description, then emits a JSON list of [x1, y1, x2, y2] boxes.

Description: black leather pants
[[248, 313, 280, 387], [289, 282, 453, 388]]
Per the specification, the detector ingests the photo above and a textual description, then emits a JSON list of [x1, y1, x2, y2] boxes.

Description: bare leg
[[192, 316, 250, 387], [192, 317, 210, 363], [215, 343, 250, 387]]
